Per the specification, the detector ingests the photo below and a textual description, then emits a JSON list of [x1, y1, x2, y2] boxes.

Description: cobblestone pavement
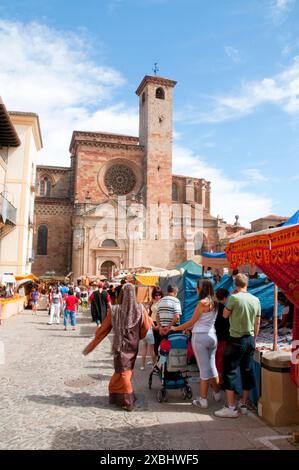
[[0, 307, 298, 450]]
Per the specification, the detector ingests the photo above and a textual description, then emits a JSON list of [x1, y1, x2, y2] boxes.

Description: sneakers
[[212, 390, 222, 402], [214, 405, 238, 418], [238, 402, 248, 415], [140, 366, 145, 370], [192, 397, 208, 409]]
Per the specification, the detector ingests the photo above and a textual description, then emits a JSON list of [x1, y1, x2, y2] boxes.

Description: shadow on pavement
[[50, 421, 207, 450], [26, 391, 202, 413]]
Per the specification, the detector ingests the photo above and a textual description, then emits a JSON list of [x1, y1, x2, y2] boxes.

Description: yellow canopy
[[136, 269, 181, 286], [15, 274, 39, 282]]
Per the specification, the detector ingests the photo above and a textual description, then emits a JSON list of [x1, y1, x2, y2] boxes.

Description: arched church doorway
[[101, 261, 116, 280]]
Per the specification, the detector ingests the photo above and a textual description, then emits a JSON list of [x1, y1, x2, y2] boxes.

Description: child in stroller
[[148, 332, 193, 402]]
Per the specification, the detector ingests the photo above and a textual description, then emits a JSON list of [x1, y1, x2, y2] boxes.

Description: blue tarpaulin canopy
[[282, 210, 299, 226], [159, 272, 281, 323], [201, 252, 226, 258]]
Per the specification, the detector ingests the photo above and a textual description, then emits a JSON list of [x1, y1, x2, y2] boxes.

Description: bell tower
[[136, 75, 177, 207]]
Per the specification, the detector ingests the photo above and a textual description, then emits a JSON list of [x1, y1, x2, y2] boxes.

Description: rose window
[[104, 165, 136, 195]]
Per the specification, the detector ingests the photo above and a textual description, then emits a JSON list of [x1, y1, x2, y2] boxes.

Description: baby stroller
[[148, 332, 193, 403]]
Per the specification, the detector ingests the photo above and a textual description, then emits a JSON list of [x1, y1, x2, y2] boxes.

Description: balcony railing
[[0, 193, 17, 225]]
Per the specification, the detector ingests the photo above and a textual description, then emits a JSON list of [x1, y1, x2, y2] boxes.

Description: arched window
[[39, 176, 51, 197], [142, 92, 146, 104], [172, 182, 178, 201], [194, 232, 207, 256], [101, 239, 118, 248], [37, 225, 48, 255], [156, 87, 165, 100]]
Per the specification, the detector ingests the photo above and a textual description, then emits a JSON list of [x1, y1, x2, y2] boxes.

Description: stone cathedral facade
[[33, 75, 235, 280]]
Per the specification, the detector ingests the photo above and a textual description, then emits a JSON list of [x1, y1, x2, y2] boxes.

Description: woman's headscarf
[[111, 283, 143, 353]]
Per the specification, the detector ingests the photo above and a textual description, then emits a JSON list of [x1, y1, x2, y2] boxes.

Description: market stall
[[201, 251, 230, 276], [225, 222, 299, 423], [0, 274, 26, 321], [0, 294, 26, 321], [135, 268, 181, 287]]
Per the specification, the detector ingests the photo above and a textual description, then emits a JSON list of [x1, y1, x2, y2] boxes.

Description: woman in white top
[[171, 279, 221, 408], [48, 286, 63, 325]]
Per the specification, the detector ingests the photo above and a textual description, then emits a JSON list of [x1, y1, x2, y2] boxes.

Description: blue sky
[[0, 0, 298, 225]]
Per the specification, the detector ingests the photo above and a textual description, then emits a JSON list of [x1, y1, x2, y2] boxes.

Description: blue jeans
[[223, 335, 255, 392], [64, 309, 76, 327]]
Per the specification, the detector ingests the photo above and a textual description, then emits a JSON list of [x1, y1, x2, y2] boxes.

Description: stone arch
[[101, 239, 118, 248], [100, 260, 116, 279], [38, 173, 55, 197], [156, 87, 165, 100]]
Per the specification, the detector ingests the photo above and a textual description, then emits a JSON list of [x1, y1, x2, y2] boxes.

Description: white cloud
[[271, 0, 295, 23], [182, 55, 299, 123], [242, 168, 268, 183], [224, 46, 242, 64], [0, 20, 136, 166], [173, 146, 273, 227]]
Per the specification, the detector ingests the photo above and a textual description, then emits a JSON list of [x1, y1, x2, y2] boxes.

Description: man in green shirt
[[215, 273, 261, 418]]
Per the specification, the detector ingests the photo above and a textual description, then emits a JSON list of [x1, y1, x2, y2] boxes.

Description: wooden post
[[273, 284, 278, 351]]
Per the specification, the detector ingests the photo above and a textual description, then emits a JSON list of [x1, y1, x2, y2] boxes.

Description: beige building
[[250, 215, 288, 232], [0, 101, 42, 275]]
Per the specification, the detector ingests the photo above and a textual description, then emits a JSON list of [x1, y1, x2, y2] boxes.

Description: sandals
[[122, 405, 133, 412]]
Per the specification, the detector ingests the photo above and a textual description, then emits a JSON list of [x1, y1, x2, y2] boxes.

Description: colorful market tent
[[225, 222, 299, 388], [15, 274, 39, 282], [136, 269, 181, 287], [176, 260, 203, 275], [0, 273, 16, 284], [161, 271, 281, 324], [282, 210, 299, 227]]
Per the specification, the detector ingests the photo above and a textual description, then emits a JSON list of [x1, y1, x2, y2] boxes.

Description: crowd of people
[[84, 273, 262, 417], [29, 272, 294, 417], [29, 280, 127, 331]]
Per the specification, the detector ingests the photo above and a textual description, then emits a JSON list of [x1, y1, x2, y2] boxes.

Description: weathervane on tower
[[152, 62, 159, 76]]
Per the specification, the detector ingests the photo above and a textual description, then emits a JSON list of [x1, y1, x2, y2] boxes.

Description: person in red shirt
[[63, 288, 80, 331]]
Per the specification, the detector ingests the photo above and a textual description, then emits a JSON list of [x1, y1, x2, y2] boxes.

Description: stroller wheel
[[157, 390, 166, 403], [186, 386, 193, 400], [182, 389, 187, 400]]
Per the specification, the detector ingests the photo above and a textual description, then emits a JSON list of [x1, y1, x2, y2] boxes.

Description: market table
[[0, 295, 26, 321]]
